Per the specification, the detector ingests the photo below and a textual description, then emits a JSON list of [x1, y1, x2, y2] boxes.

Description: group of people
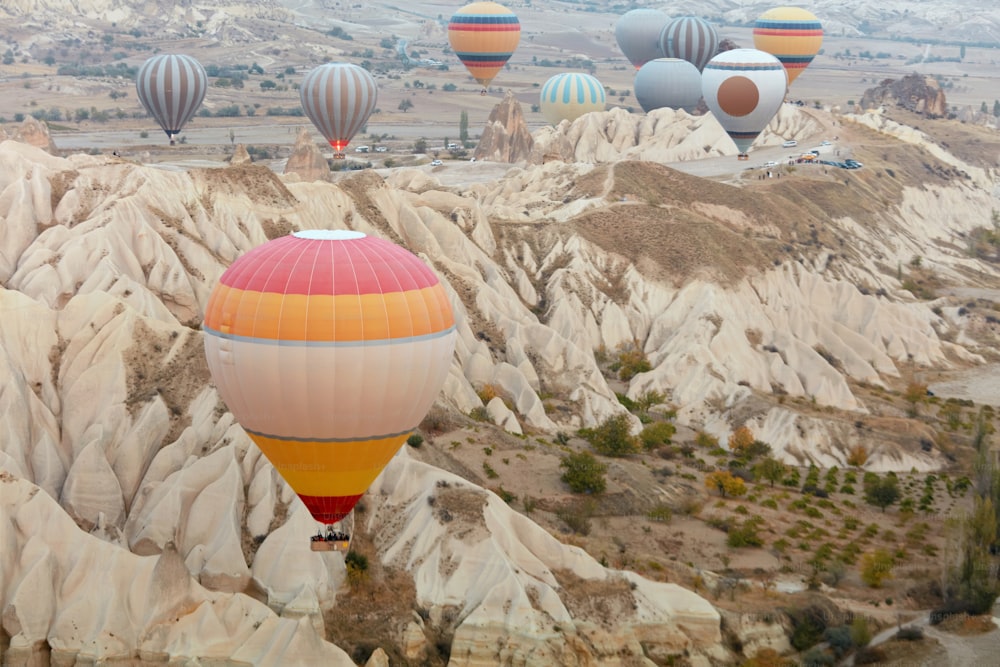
[[311, 528, 350, 543]]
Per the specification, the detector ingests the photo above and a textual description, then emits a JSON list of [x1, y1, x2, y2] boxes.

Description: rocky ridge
[[2, 100, 1000, 663]]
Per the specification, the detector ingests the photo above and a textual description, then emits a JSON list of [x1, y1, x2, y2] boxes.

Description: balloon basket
[[311, 538, 349, 552], [310, 513, 353, 552], [333, 152, 346, 160], [737, 153, 749, 161]]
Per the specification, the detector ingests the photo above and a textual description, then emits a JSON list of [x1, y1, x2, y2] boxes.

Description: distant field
[[1, 2, 997, 155]]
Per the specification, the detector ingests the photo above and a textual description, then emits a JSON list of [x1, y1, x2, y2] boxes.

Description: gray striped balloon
[[658, 16, 719, 72], [300, 63, 378, 155], [136, 54, 207, 144]]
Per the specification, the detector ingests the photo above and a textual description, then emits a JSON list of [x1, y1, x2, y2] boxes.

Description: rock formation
[[230, 143, 252, 165], [2, 101, 1000, 663], [860, 73, 949, 118], [0, 116, 57, 153], [530, 104, 823, 164], [284, 127, 330, 181], [474, 90, 534, 164]]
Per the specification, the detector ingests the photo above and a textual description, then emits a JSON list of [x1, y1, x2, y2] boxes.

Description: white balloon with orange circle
[[701, 48, 787, 157]]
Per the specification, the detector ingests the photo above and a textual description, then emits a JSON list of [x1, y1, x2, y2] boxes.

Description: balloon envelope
[[658, 16, 719, 72], [634, 58, 702, 114], [540, 73, 606, 125], [753, 7, 823, 86], [701, 49, 787, 154], [448, 1, 520, 88], [299, 63, 378, 153], [203, 230, 456, 524], [615, 9, 670, 69], [136, 54, 207, 142]]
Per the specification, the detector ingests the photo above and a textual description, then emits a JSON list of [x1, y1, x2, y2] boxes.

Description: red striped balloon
[[300, 63, 378, 153], [448, 1, 521, 88], [136, 54, 207, 144], [203, 230, 456, 524]]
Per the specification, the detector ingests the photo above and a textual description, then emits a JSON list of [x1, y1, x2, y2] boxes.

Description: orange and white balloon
[[203, 230, 456, 524]]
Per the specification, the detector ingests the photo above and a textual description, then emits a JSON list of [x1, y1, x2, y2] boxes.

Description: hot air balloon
[[300, 63, 378, 159], [203, 230, 456, 550], [701, 49, 787, 159], [634, 58, 702, 114], [658, 16, 719, 72], [614, 8, 670, 70], [752, 7, 823, 86], [135, 54, 207, 145], [448, 1, 520, 93], [539, 73, 606, 125]]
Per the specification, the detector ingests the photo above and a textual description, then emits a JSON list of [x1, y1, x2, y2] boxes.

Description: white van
[[782, 140, 798, 148], [355, 146, 370, 153]]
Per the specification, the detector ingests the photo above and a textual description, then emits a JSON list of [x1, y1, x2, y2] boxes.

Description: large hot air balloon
[[448, 1, 520, 92], [203, 230, 456, 549], [136, 54, 207, 145], [300, 63, 378, 159], [615, 8, 670, 70], [752, 7, 823, 86], [539, 73, 606, 125], [701, 49, 787, 158], [634, 58, 702, 114], [658, 16, 719, 72]]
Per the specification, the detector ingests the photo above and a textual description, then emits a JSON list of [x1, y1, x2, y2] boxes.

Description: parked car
[[374, 146, 388, 152], [782, 139, 798, 148], [355, 145, 370, 153], [820, 140, 832, 146], [430, 159, 443, 166]]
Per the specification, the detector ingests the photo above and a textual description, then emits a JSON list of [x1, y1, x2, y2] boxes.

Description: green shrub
[[559, 451, 607, 494], [406, 433, 424, 448]]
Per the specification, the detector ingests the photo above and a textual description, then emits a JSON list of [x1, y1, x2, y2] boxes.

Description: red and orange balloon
[[203, 230, 456, 524]]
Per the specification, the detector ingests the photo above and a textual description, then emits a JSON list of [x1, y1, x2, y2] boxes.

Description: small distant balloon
[[701, 48, 787, 157], [753, 7, 823, 86], [658, 16, 719, 72], [615, 9, 670, 70], [135, 54, 207, 145], [448, 1, 521, 91], [539, 73, 606, 125], [634, 58, 702, 114], [299, 63, 378, 156]]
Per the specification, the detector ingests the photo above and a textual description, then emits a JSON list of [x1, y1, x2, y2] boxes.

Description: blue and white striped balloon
[[539, 73, 606, 125]]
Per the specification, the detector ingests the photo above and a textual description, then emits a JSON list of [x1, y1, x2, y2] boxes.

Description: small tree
[[847, 443, 869, 468], [585, 413, 640, 457], [459, 109, 469, 142], [903, 381, 928, 417], [398, 98, 414, 113], [705, 470, 747, 498], [639, 421, 675, 450], [860, 548, 894, 587], [754, 457, 787, 487], [729, 426, 755, 454], [864, 475, 900, 512], [560, 451, 607, 494]]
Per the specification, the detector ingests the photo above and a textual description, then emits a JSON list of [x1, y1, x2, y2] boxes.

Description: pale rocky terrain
[[2, 1, 1000, 665], [2, 94, 999, 663]]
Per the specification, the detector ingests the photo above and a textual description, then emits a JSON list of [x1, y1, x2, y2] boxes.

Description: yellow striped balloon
[[539, 73, 606, 125], [203, 230, 456, 524], [753, 7, 823, 86], [448, 1, 520, 88]]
